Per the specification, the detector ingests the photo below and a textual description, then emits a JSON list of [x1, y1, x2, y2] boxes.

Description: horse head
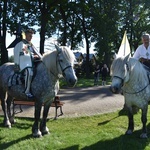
[[110, 54, 130, 93], [55, 45, 77, 87]]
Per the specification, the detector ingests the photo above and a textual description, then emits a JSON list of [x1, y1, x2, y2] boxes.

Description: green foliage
[[60, 76, 111, 87], [1, 0, 150, 66], [1, 109, 150, 149]]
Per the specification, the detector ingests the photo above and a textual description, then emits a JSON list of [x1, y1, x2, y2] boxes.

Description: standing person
[[133, 33, 150, 67], [94, 64, 100, 86], [14, 29, 42, 98], [101, 64, 109, 86]]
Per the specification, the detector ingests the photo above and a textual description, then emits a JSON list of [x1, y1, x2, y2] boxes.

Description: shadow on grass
[[97, 109, 127, 126], [0, 117, 34, 149], [61, 123, 150, 150], [60, 145, 79, 150], [0, 116, 33, 129], [81, 128, 150, 150], [97, 115, 119, 126], [83, 109, 150, 150], [0, 134, 33, 149]]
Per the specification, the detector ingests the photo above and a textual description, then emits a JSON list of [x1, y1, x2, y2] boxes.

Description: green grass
[[1, 109, 150, 150], [60, 76, 111, 88]]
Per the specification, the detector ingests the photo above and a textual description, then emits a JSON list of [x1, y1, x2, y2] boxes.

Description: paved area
[[0, 86, 125, 119]]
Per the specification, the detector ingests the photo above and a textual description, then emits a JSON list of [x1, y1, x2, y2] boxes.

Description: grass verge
[[1, 109, 150, 150]]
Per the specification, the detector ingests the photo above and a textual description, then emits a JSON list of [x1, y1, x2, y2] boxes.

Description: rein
[[123, 82, 150, 94], [113, 74, 150, 95]]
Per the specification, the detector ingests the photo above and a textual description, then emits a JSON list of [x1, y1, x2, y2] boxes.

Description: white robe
[[14, 41, 42, 71], [133, 44, 150, 60]]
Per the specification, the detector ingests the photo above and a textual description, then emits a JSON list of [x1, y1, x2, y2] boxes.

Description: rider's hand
[[22, 45, 28, 54], [33, 55, 40, 61], [139, 57, 146, 63]]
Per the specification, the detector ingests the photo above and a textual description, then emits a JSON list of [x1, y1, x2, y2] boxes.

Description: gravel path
[[0, 86, 125, 119]]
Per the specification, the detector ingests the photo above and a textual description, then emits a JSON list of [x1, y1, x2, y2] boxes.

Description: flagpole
[[124, 31, 126, 56]]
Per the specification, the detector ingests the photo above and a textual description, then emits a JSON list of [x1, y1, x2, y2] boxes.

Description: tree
[[1, 0, 150, 71], [91, 0, 120, 66], [56, 1, 94, 78]]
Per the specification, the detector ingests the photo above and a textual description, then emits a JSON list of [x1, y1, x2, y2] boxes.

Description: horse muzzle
[[67, 77, 77, 87], [110, 85, 120, 94]]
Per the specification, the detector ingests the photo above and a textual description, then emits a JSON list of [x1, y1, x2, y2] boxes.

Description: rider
[[14, 29, 42, 98], [133, 33, 150, 67]]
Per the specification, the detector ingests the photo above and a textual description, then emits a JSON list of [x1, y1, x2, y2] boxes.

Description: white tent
[[117, 31, 131, 57]]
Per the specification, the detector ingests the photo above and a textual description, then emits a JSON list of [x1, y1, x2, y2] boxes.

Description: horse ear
[[55, 45, 61, 53], [124, 53, 130, 62], [113, 53, 117, 59]]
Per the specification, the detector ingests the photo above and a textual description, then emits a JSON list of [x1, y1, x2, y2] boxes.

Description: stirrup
[[25, 93, 34, 98]]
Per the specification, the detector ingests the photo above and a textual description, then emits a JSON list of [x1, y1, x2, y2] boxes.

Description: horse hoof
[[32, 129, 42, 138], [10, 117, 16, 124], [5, 124, 11, 128], [41, 127, 50, 135], [4, 121, 11, 128], [140, 133, 148, 139], [125, 129, 133, 135], [42, 131, 50, 136]]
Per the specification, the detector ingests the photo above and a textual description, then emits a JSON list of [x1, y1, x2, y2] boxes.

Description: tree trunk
[[81, 15, 90, 78], [40, 22, 46, 54], [1, 0, 8, 64]]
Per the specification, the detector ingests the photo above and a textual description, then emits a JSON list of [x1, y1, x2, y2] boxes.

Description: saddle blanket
[[8, 72, 25, 87]]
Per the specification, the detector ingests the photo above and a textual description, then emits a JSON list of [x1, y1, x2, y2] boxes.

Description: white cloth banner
[[117, 31, 131, 57]]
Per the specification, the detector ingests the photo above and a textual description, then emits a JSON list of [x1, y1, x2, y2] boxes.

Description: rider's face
[[25, 33, 33, 42], [142, 36, 149, 48]]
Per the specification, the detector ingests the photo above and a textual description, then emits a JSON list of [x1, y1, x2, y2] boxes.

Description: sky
[[6, 32, 95, 57]]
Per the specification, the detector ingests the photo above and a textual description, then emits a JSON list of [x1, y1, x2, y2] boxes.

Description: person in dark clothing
[[101, 64, 109, 86], [94, 65, 100, 86]]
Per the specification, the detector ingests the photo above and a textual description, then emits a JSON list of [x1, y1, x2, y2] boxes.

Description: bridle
[[112, 63, 150, 94], [57, 52, 72, 76], [112, 63, 129, 86], [113, 75, 124, 86]]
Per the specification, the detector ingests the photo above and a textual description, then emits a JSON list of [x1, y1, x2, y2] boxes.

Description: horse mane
[[42, 51, 57, 74], [60, 46, 76, 64], [42, 46, 75, 74], [110, 57, 125, 77], [129, 58, 149, 84]]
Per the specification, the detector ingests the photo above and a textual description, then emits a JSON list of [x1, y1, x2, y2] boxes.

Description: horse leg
[[126, 107, 134, 135], [6, 96, 15, 124], [32, 102, 43, 138], [1, 92, 11, 128], [140, 105, 148, 138], [40, 101, 52, 135]]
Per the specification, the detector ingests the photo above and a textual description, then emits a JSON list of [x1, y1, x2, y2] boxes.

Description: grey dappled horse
[[0, 45, 77, 137], [110, 54, 150, 138]]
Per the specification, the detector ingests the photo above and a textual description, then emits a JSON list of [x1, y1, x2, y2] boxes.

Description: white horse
[[0, 45, 77, 137], [110, 54, 150, 138]]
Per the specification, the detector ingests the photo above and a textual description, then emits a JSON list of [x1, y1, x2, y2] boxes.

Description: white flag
[[117, 31, 131, 57]]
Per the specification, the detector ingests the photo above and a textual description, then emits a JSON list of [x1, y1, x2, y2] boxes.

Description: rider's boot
[[25, 69, 34, 98]]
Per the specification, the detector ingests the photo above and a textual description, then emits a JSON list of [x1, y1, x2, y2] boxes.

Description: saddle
[[8, 71, 25, 87], [8, 61, 42, 88]]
